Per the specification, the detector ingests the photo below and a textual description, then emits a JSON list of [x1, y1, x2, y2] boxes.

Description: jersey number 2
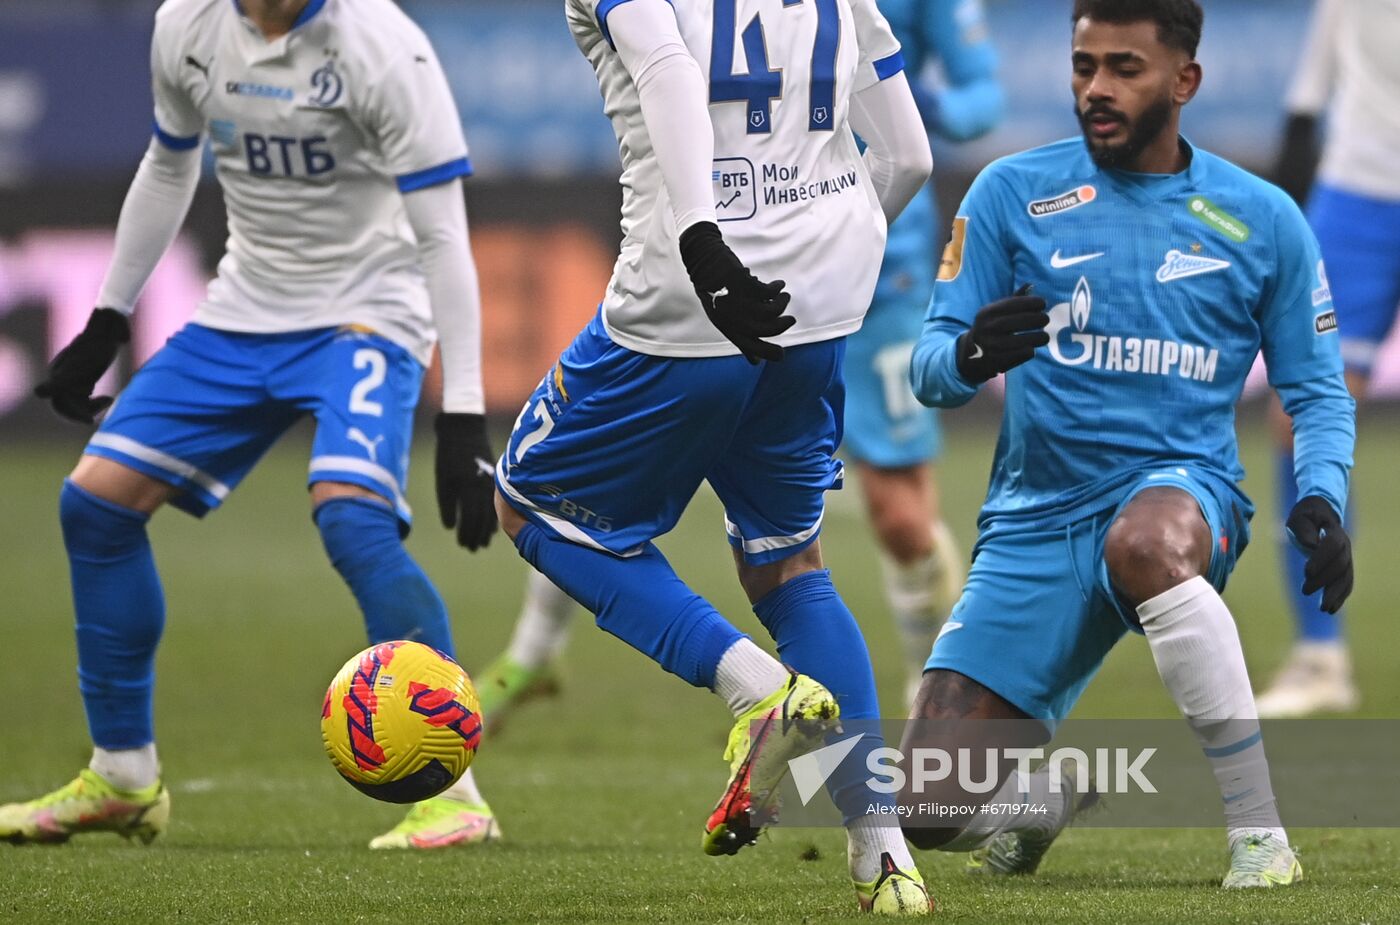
[[709, 0, 840, 134], [350, 349, 387, 417]]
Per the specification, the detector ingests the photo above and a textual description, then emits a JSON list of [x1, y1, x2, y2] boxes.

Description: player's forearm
[[404, 179, 485, 415], [1278, 375, 1355, 518], [918, 77, 1005, 143], [96, 138, 201, 312], [910, 320, 978, 408], [850, 72, 933, 225], [610, 1, 716, 231]]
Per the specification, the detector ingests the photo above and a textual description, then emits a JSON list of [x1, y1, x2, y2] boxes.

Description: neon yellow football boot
[[369, 796, 501, 850], [702, 672, 840, 856], [0, 769, 169, 845], [854, 852, 934, 916], [474, 654, 560, 735], [1221, 834, 1303, 888]]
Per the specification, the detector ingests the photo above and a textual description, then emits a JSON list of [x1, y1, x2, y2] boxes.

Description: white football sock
[[712, 638, 789, 717], [505, 569, 579, 670], [881, 551, 943, 676], [440, 767, 486, 806], [1136, 576, 1287, 848], [90, 744, 159, 792], [935, 767, 1069, 852], [847, 813, 917, 882]]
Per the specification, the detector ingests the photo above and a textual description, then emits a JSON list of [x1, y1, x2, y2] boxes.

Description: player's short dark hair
[[1071, 0, 1204, 59]]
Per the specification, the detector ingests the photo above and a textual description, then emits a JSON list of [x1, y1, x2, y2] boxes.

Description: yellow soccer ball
[[321, 641, 482, 804]]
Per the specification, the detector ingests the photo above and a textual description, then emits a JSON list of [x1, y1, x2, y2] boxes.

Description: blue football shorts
[[843, 288, 941, 469], [495, 310, 846, 566], [925, 466, 1251, 729], [1308, 182, 1400, 376], [87, 323, 424, 528]]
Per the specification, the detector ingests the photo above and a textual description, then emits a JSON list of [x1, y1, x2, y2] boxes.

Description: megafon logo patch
[[1027, 185, 1097, 218]]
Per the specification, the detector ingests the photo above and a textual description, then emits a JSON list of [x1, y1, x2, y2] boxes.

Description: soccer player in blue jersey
[[1255, 0, 1400, 717], [898, 0, 1354, 888], [1, 0, 502, 850], [845, 0, 1003, 705]]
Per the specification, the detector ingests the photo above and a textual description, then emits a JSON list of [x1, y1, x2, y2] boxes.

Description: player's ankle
[[847, 814, 915, 882], [1228, 826, 1288, 850], [90, 743, 160, 792], [712, 639, 788, 717]]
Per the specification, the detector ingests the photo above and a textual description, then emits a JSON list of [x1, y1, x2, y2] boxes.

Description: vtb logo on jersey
[[1046, 276, 1220, 382]]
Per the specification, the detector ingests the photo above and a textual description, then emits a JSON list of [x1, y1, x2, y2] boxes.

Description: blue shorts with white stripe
[[87, 323, 423, 528], [496, 309, 845, 566]]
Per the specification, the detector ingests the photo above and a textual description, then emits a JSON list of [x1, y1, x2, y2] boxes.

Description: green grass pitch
[[2, 412, 1396, 923]]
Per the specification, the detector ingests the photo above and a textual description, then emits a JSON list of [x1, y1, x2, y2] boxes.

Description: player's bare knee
[[310, 481, 387, 511], [1104, 503, 1211, 607], [69, 454, 175, 514], [873, 507, 934, 564], [735, 544, 825, 604], [495, 489, 527, 541]]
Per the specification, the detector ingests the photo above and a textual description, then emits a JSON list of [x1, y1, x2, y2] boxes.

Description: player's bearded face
[[1075, 90, 1173, 169]]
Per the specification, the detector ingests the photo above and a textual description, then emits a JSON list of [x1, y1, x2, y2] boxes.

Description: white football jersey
[[151, 0, 471, 363], [1287, 0, 1400, 202], [567, 0, 904, 356]]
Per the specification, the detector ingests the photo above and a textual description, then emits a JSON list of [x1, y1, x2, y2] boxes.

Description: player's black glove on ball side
[[955, 289, 1049, 384], [1286, 495, 1353, 614], [34, 307, 131, 424], [435, 412, 498, 551], [678, 221, 794, 364]]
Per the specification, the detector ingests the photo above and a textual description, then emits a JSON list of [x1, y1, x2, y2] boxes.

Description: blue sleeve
[[1277, 378, 1354, 520], [910, 165, 1014, 407], [913, 0, 1004, 142], [1260, 195, 1354, 518]]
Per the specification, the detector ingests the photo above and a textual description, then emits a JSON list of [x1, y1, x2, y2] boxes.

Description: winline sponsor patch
[[1027, 185, 1097, 218]]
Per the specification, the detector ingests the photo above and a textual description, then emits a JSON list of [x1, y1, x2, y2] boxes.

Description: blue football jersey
[[912, 138, 1353, 531]]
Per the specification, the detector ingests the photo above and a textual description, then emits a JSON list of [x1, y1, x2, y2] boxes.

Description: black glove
[[434, 412, 498, 551], [1286, 495, 1353, 614], [1273, 113, 1321, 207], [678, 221, 794, 364], [34, 307, 130, 424], [955, 288, 1049, 384]]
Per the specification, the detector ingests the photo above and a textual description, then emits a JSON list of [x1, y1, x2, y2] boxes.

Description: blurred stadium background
[[3, 0, 1400, 431]]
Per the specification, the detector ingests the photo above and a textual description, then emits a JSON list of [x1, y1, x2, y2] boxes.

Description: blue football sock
[[1276, 451, 1344, 642], [752, 570, 892, 823], [512, 522, 741, 688], [315, 497, 454, 657], [60, 480, 165, 750]]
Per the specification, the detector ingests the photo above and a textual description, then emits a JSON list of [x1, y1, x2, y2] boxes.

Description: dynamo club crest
[[309, 60, 343, 107]]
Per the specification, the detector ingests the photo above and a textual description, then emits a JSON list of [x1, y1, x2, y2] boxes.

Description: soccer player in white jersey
[[493, 0, 934, 913], [1256, 0, 1400, 717], [1, 0, 502, 850]]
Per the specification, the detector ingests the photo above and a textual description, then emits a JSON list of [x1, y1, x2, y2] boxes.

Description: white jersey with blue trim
[[1287, 0, 1400, 202], [150, 0, 471, 363], [568, 0, 905, 356]]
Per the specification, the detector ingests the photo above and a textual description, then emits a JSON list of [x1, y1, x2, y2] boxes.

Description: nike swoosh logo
[[935, 620, 964, 641], [1050, 250, 1105, 269], [967, 344, 984, 360]]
